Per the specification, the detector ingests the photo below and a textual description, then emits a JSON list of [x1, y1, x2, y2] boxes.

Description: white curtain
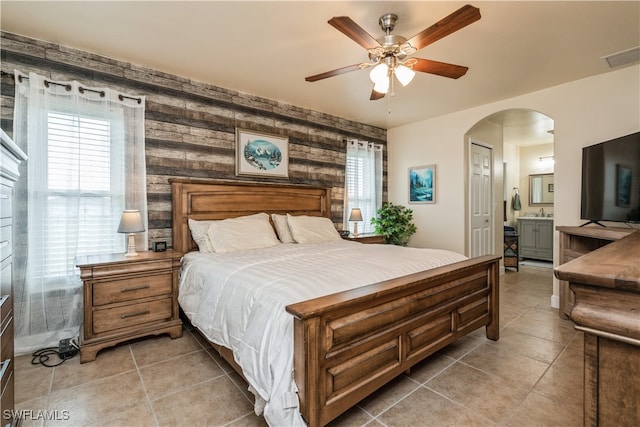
[[344, 140, 383, 234], [12, 71, 146, 354]]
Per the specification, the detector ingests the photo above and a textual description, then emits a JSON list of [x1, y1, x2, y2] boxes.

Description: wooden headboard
[[170, 178, 333, 253]]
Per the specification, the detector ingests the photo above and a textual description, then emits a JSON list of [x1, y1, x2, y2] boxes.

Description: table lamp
[[117, 209, 145, 257], [349, 208, 363, 237]]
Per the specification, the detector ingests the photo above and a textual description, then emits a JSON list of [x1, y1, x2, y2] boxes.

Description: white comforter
[[178, 241, 466, 426]]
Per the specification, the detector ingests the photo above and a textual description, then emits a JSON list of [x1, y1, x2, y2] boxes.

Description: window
[[344, 140, 383, 234], [42, 112, 124, 282], [13, 70, 147, 353]]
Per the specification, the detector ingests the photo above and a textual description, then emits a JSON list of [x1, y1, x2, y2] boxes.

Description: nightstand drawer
[[93, 272, 173, 306], [90, 259, 174, 279], [93, 297, 173, 334]]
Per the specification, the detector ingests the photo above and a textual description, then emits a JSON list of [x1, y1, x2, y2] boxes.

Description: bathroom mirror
[[529, 173, 554, 205]]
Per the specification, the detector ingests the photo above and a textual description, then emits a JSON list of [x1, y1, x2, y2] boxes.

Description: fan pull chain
[[387, 74, 393, 114]]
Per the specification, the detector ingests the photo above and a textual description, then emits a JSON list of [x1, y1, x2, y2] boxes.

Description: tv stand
[[579, 220, 605, 227], [556, 226, 637, 319]]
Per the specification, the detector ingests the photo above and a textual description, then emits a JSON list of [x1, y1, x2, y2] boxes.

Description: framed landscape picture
[[409, 164, 436, 204], [236, 128, 289, 178]]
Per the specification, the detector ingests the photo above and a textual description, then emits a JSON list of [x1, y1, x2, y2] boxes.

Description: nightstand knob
[[120, 310, 150, 319], [120, 284, 150, 293]]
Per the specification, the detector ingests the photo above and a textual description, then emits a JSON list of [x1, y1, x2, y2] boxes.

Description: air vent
[[601, 46, 640, 68]]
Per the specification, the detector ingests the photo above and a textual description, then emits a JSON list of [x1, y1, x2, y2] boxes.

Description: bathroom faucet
[[539, 207, 544, 216]]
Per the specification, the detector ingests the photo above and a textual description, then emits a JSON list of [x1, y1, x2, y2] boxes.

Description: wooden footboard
[[286, 254, 500, 427]]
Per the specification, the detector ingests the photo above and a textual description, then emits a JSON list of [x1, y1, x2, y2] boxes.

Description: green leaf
[[370, 202, 417, 246]]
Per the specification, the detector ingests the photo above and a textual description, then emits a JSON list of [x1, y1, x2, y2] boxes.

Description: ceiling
[[1, 1, 639, 131]]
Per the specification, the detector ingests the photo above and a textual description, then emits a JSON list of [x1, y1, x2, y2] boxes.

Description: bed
[[170, 178, 500, 427]]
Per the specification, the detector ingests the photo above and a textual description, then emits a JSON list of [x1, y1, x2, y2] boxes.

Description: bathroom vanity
[[517, 217, 553, 261]]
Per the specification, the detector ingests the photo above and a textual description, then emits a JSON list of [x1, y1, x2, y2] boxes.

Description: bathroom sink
[[521, 214, 553, 219]]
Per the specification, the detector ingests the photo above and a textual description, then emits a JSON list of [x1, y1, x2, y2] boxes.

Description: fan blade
[[370, 88, 385, 101], [412, 58, 469, 79], [407, 5, 481, 51], [305, 64, 363, 82], [328, 16, 381, 50]]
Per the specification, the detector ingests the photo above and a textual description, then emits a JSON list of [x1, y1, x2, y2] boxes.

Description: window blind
[[344, 141, 383, 234], [44, 112, 121, 279]]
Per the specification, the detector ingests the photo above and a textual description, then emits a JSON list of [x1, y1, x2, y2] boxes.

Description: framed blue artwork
[[409, 164, 436, 204], [236, 128, 289, 178]]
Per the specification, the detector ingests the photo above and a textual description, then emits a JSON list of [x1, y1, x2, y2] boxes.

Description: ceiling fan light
[[394, 65, 415, 86], [369, 63, 389, 84], [373, 77, 390, 94]]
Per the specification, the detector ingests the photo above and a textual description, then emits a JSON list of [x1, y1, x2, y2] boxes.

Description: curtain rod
[[1, 70, 142, 104]]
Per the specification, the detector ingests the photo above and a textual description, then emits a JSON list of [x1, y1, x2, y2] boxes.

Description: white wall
[[388, 65, 640, 305]]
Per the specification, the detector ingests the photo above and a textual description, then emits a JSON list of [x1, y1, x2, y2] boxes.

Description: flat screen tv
[[581, 131, 640, 226]]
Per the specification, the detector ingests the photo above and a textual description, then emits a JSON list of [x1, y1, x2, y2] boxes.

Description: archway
[[466, 109, 555, 270]]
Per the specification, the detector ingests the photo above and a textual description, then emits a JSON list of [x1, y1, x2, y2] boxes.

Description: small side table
[[76, 250, 183, 362], [504, 232, 519, 271], [343, 233, 386, 244]]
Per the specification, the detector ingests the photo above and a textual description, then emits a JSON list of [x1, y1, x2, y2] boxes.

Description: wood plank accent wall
[[0, 32, 387, 249]]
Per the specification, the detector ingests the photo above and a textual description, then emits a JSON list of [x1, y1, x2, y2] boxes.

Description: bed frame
[[170, 178, 500, 427]]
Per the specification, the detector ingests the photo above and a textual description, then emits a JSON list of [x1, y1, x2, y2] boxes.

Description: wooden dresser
[[554, 230, 640, 426], [556, 226, 636, 319], [0, 129, 26, 427], [76, 250, 183, 362]]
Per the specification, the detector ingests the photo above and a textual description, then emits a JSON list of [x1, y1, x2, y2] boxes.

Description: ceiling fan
[[305, 4, 481, 100]]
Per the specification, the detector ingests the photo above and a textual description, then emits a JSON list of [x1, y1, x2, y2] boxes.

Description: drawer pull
[[120, 284, 150, 293], [120, 310, 150, 319], [0, 194, 8, 200], [0, 240, 8, 248]]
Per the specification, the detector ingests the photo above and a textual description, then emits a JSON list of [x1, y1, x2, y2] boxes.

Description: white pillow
[[286, 214, 342, 243], [188, 218, 215, 253], [271, 214, 296, 243], [206, 213, 280, 253]]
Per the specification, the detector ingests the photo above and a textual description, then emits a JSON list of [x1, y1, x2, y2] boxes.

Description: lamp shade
[[117, 210, 145, 233], [394, 65, 415, 86], [369, 63, 389, 84], [373, 77, 390, 94], [349, 208, 363, 222]]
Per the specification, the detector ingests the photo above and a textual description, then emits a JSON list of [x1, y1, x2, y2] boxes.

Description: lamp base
[[125, 233, 139, 257], [353, 222, 359, 237]]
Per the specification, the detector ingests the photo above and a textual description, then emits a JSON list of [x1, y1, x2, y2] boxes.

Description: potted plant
[[371, 202, 417, 246]]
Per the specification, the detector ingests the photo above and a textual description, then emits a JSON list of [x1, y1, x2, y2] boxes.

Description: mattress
[[178, 240, 467, 426]]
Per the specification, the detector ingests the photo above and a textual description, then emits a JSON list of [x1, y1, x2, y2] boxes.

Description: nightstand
[[343, 233, 385, 244], [76, 250, 183, 362]]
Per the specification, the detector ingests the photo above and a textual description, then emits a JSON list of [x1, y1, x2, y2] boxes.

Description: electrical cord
[[32, 338, 79, 367]]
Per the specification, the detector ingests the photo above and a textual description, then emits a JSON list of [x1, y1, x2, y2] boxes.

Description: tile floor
[[14, 265, 583, 426]]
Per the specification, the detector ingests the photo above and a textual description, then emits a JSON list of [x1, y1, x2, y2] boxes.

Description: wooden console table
[[554, 230, 640, 426], [556, 226, 636, 319]]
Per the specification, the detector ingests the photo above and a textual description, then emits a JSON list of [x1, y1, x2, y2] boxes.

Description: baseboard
[[550, 294, 560, 309]]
